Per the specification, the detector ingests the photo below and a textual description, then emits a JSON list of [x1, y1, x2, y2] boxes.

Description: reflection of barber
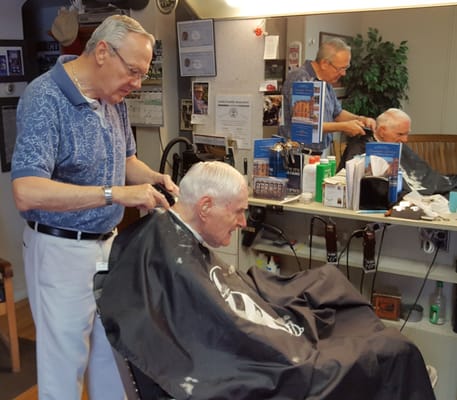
[[193, 84, 208, 115], [280, 38, 376, 155]]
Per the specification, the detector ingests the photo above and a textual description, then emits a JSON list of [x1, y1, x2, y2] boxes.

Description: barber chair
[[94, 271, 174, 400]]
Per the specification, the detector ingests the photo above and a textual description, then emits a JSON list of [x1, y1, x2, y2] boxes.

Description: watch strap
[[103, 186, 113, 206]]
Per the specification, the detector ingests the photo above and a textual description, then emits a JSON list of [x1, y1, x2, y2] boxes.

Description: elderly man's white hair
[[376, 108, 411, 129], [178, 161, 246, 206]]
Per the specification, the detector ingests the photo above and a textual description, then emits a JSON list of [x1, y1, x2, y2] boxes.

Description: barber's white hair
[[84, 14, 155, 54], [316, 38, 351, 63], [178, 161, 246, 206]]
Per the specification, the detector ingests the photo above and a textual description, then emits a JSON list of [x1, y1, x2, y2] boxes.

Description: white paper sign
[[215, 95, 252, 150], [263, 35, 279, 60]]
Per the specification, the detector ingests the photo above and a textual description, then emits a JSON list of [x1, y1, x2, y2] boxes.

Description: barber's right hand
[[344, 120, 369, 137], [112, 184, 174, 211]]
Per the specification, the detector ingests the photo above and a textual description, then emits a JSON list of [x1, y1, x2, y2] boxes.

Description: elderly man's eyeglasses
[[108, 44, 149, 82], [328, 60, 350, 73]]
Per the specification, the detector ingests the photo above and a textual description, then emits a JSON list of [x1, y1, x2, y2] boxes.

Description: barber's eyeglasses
[[108, 44, 149, 82], [328, 60, 350, 73]]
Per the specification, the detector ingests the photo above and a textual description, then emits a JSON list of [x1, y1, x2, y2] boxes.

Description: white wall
[[303, 12, 362, 59], [1, 1, 25, 40], [0, 0, 28, 300]]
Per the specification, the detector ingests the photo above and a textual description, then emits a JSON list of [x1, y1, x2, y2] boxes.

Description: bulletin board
[[125, 87, 163, 127]]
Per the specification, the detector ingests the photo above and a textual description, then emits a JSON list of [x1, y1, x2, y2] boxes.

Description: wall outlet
[[419, 228, 449, 252]]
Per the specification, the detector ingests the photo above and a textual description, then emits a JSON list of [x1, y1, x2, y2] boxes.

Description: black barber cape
[[97, 210, 435, 400], [401, 144, 457, 196]]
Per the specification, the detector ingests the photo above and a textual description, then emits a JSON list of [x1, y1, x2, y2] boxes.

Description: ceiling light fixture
[[185, 0, 457, 19]]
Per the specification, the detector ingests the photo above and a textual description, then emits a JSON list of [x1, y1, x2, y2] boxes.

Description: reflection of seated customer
[[338, 108, 457, 196], [97, 161, 435, 400]]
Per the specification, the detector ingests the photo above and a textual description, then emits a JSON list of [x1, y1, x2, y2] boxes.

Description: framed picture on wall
[[180, 98, 193, 131], [36, 40, 60, 75], [0, 97, 19, 172], [177, 19, 217, 77], [0, 40, 26, 82], [319, 32, 352, 46]]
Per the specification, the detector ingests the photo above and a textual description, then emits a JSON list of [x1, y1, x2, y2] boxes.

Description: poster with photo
[[263, 94, 283, 126], [7, 49, 23, 75], [191, 81, 210, 125]]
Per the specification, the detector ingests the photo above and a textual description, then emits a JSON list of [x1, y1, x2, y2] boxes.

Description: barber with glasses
[[281, 38, 376, 156], [11, 15, 178, 400]]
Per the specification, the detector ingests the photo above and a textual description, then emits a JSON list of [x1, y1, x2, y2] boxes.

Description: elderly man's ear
[[198, 196, 213, 219]]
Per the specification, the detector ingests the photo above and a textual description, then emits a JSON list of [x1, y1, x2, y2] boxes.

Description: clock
[[156, 0, 178, 14]]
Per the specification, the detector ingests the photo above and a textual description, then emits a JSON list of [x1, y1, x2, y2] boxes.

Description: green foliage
[[342, 27, 409, 118]]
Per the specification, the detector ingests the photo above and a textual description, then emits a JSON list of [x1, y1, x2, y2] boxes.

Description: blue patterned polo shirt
[[11, 55, 136, 233]]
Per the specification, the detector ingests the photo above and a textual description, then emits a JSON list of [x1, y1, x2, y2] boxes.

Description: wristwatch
[[103, 186, 113, 206]]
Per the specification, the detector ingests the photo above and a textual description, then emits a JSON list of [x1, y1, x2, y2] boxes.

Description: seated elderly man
[[97, 161, 435, 400], [338, 108, 457, 196]]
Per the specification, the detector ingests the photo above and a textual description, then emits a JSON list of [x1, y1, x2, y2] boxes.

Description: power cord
[[367, 224, 388, 298], [284, 237, 303, 272], [308, 216, 327, 269], [263, 224, 303, 271], [400, 245, 440, 332], [337, 229, 364, 279]]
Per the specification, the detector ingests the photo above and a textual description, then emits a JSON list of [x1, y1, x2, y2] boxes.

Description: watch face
[[156, 0, 178, 14]]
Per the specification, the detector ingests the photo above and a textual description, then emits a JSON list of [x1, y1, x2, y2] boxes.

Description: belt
[[27, 221, 114, 241]]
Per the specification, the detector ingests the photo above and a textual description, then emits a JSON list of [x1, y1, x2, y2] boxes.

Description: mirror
[[202, 5, 455, 136], [271, 6, 457, 134], [180, 2, 456, 135]]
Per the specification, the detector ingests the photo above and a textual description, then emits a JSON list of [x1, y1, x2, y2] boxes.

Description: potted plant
[[342, 27, 409, 118]]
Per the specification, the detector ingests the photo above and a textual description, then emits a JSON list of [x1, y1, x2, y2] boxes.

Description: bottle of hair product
[[315, 159, 331, 203], [302, 155, 320, 198], [430, 280, 446, 325], [327, 155, 337, 176]]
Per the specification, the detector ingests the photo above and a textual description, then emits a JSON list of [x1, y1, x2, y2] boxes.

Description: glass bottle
[[429, 280, 446, 325]]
